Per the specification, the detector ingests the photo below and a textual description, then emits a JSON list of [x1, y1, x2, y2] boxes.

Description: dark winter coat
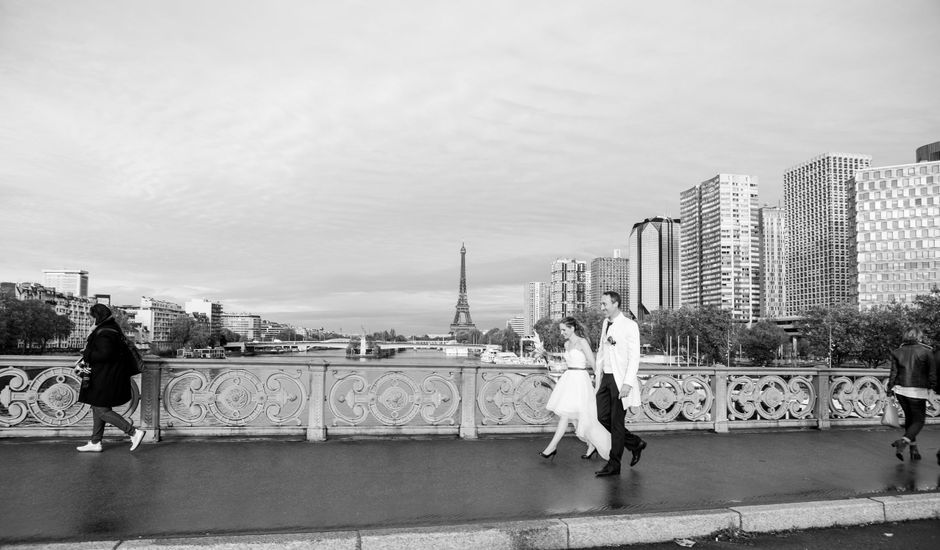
[[887, 340, 937, 391], [78, 317, 134, 407]]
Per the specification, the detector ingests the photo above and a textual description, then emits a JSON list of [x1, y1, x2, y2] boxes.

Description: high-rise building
[[591, 253, 630, 316], [784, 152, 871, 313], [851, 158, 940, 308], [627, 217, 681, 321], [758, 206, 787, 318], [137, 297, 185, 349], [220, 312, 262, 341], [507, 315, 526, 336], [550, 258, 587, 320], [185, 299, 224, 341], [42, 269, 88, 297], [680, 174, 760, 322], [523, 282, 549, 336], [915, 141, 940, 163]]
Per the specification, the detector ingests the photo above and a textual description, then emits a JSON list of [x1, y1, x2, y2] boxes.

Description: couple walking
[[538, 291, 646, 476]]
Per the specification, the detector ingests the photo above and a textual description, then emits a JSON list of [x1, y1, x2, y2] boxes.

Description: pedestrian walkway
[[1, 427, 938, 547]]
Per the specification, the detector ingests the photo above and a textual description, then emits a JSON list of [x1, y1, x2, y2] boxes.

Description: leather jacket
[[887, 340, 937, 391]]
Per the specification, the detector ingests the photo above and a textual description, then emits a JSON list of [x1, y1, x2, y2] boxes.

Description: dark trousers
[[90, 406, 134, 443], [895, 395, 926, 443], [596, 373, 643, 470]]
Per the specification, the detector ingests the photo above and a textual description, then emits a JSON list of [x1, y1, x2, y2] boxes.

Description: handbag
[[122, 335, 145, 376], [880, 396, 901, 428]]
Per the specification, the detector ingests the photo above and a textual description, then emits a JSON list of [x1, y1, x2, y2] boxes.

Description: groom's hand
[[618, 383, 632, 398]]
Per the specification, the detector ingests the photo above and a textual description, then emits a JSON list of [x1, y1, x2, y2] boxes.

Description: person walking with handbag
[[885, 327, 937, 461], [74, 304, 146, 453]]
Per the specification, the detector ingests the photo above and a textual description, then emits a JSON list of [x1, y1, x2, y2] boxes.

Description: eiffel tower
[[449, 242, 476, 335]]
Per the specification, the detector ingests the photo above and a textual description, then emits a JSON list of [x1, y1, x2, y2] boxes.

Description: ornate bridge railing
[[1, 356, 937, 440]]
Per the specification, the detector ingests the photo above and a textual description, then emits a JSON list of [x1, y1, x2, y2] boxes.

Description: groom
[[594, 291, 646, 477]]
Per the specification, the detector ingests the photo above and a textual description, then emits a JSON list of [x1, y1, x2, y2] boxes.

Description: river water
[[222, 348, 489, 368]]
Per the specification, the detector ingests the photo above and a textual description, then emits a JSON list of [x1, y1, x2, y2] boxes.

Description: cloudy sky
[[1, 0, 938, 334]]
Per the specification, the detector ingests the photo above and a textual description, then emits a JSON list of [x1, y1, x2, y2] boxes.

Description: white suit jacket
[[597, 312, 642, 408]]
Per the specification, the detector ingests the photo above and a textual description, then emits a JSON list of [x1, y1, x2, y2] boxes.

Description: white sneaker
[[77, 441, 102, 452], [129, 429, 146, 452]]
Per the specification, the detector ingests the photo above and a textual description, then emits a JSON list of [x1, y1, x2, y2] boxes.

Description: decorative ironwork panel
[[477, 371, 555, 425], [327, 369, 460, 427], [627, 374, 712, 423], [727, 375, 815, 421], [829, 375, 885, 419], [0, 366, 138, 428], [162, 368, 308, 427]]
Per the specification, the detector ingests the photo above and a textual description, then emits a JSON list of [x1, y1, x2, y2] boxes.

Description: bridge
[[2, 355, 938, 548]]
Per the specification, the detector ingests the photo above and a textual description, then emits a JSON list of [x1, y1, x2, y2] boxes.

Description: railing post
[[712, 368, 729, 433], [139, 358, 161, 442], [814, 368, 831, 430], [459, 366, 478, 439], [306, 364, 327, 441]]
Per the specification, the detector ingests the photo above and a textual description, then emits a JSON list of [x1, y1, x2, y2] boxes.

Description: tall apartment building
[[220, 312, 262, 341], [137, 297, 186, 349], [185, 299, 224, 341], [591, 253, 630, 315], [784, 152, 872, 313], [627, 217, 681, 321], [523, 282, 549, 336], [680, 174, 760, 322], [758, 206, 787, 318], [549, 258, 587, 320], [851, 156, 940, 308], [42, 269, 88, 297]]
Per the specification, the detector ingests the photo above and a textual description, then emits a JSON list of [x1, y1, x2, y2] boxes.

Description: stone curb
[[3, 493, 938, 550]]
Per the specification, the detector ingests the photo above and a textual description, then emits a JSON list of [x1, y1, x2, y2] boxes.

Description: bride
[[537, 316, 611, 461]]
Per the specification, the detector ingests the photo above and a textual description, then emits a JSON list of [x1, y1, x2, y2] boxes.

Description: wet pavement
[[1, 427, 938, 544]]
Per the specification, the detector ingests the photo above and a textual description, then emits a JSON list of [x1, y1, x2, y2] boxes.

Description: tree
[[220, 328, 241, 344], [169, 315, 210, 349], [739, 321, 788, 367], [797, 304, 860, 367], [0, 298, 70, 353], [533, 317, 564, 351], [910, 288, 940, 346], [852, 304, 908, 368]]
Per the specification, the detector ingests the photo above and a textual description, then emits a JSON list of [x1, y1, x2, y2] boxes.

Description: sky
[[1, 0, 938, 335]]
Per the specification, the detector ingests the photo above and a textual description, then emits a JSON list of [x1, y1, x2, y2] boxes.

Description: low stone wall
[[1, 356, 937, 440]]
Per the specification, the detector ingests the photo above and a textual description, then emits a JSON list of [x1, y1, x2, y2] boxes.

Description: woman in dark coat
[[75, 304, 146, 452], [885, 327, 937, 461]]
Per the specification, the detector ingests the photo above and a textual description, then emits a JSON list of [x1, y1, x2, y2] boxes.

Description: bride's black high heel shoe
[[581, 448, 598, 460], [539, 450, 557, 461]]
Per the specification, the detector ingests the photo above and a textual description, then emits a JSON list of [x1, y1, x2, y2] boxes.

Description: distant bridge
[[222, 340, 488, 353]]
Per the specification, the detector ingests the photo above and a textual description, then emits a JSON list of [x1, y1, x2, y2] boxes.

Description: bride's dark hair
[[560, 316, 588, 342]]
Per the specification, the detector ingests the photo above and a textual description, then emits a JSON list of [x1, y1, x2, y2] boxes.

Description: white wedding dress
[[545, 348, 612, 460]]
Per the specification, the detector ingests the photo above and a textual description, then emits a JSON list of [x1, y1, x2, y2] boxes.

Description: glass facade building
[[851, 160, 940, 308]]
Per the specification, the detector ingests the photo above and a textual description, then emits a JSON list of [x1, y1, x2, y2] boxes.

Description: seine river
[[226, 348, 490, 368]]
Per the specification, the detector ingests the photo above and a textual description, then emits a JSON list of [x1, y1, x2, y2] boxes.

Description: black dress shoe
[[594, 467, 620, 477], [539, 449, 557, 461], [630, 440, 647, 467]]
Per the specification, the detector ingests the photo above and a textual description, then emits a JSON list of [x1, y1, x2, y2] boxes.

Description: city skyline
[[2, 1, 938, 333]]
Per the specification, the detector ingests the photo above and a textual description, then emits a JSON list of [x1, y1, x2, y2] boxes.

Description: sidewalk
[[1, 427, 938, 548]]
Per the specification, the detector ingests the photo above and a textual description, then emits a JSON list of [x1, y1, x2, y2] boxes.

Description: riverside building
[[784, 152, 871, 313], [137, 297, 186, 350], [758, 206, 787, 318], [42, 269, 88, 297], [523, 282, 549, 336], [680, 174, 760, 322], [850, 154, 940, 308], [590, 252, 630, 316], [627, 217, 681, 321], [549, 258, 587, 320]]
